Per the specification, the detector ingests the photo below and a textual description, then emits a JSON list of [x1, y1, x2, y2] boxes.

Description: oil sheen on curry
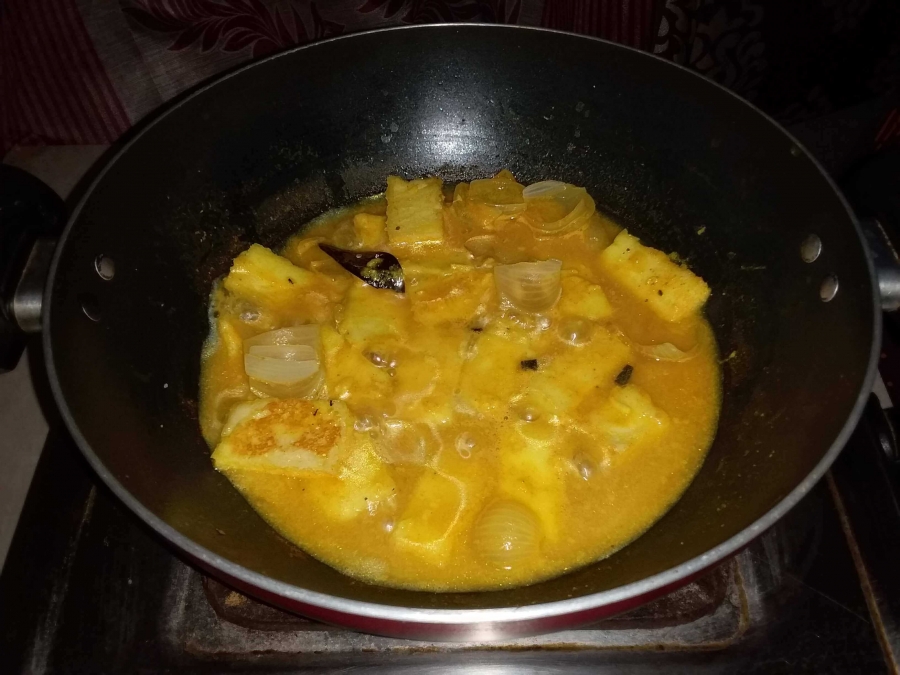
[[199, 171, 720, 592]]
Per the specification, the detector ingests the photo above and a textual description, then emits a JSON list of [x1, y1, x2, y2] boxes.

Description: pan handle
[[843, 147, 900, 311], [859, 217, 900, 312], [0, 166, 66, 372]]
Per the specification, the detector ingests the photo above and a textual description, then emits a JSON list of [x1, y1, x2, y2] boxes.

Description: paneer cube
[[224, 244, 315, 303], [212, 397, 395, 522], [499, 420, 565, 540], [337, 281, 410, 347], [212, 398, 350, 476], [353, 213, 387, 249], [394, 469, 465, 561], [585, 383, 669, 453], [392, 329, 465, 425], [598, 231, 710, 322], [326, 442, 396, 521], [558, 274, 613, 320], [223, 244, 344, 324], [451, 170, 527, 231], [386, 176, 444, 245], [458, 332, 532, 416], [320, 325, 394, 412], [520, 325, 630, 419], [405, 263, 494, 325]]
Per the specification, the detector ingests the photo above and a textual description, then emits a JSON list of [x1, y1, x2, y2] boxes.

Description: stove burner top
[[193, 560, 743, 654], [2, 423, 895, 673]]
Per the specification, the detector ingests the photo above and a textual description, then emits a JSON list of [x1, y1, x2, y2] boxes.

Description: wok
[[0, 25, 879, 640]]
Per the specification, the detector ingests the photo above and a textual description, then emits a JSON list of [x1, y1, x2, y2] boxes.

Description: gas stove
[[2, 103, 900, 674], [0, 416, 895, 673]]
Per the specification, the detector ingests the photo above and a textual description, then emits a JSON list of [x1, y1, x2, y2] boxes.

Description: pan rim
[[43, 23, 881, 627]]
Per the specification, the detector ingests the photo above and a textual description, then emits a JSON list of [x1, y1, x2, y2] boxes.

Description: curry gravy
[[199, 172, 720, 591]]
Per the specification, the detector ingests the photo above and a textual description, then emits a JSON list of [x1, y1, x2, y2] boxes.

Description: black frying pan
[[0, 25, 879, 640]]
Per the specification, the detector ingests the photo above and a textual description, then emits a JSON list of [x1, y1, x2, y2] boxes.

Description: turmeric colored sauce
[[199, 171, 720, 591]]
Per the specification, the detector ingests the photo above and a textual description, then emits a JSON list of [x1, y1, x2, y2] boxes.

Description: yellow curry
[[199, 171, 720, 591]]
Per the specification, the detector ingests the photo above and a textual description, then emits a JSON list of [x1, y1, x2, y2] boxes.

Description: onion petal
[[522, 180, 567, 200], [244, 325, 319, 351], [522, 181, 596, 236], [468, 176, 526, 214], [634, 342, 698, 362], [244, 354, 319, 385], [464, 234, 498, 257], [372, 418, 437, 465], [471, 500, 542, 569], [248, 344, 317, 361], [242, 325, 321, 397], [494, 260, 562, 313], [249, 371, 323, 399]]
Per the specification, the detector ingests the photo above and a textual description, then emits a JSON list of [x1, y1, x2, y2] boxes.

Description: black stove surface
[[0, 417, 896, 674]]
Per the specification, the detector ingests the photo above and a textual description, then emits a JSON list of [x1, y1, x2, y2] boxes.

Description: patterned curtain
[[2, 0, 899, 154], [0, 0, 660, 154], [542, 0, 658, 49], [653, 0, 900, 125]]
